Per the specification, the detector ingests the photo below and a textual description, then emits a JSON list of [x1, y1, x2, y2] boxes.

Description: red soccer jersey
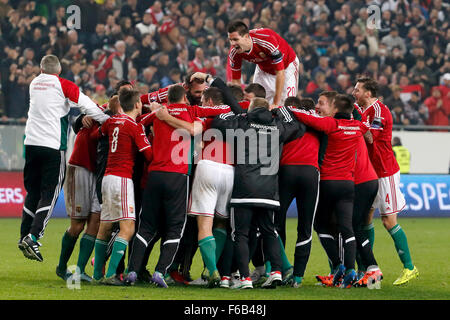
[[280, 130, 320, 168], [354, 136, 378, 185], [101, 113, 153, 179], [200, 118, 234, 165], [139, 103, 231, 174], [69, 123, 100, 173], [357, 100, 400, 178], [229, 28, 296, 78], [290, 108, 369, 181]]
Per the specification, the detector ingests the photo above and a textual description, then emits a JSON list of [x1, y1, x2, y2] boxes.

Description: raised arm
[[288, 107, 337, 134], [156, 106, 204, 136], [59, 77, 109, 124]]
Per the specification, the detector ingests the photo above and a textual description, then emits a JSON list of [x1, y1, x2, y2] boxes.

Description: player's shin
[[199, 236, 217, 275], [389, 223, 414, 270], [77, 234, 96, 274], [105, 237, 128, 278], [93, 239, 108, 280], [57, 230, 78, 272]]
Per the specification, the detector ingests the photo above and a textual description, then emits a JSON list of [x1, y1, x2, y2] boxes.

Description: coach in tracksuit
[[19, 55, 109, 262], [211, 98, 304, 289]]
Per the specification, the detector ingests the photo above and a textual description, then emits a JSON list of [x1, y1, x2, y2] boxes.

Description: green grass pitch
[[1, 217, 449, 300]]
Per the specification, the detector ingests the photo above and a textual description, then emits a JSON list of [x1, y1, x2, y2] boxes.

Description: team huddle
[[18, 21, 419, 290]]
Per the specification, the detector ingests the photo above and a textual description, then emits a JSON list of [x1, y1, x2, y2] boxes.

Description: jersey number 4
[[111, 127, 119, 153], [385, 193, 390, 205]]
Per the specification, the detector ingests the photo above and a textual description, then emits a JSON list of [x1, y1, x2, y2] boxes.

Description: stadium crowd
[[0, 0, 449, 126]]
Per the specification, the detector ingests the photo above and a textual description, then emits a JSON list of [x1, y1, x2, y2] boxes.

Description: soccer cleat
[[367, 269, 383, 289], [332, 265, 346, 287], [189, 267, 209, 286], [231, 277, 253, 289], [169, 270, 188, 285], [91, 277, 104, 284], [281, 267, 294, 286], [56, 266, 72, 281], [393, 266, 419, 286], [189, 277, 208, 286], [354, 272, 369, 287], [152, 272, 168, 288], [261, 271, 282, 289], [21, 234, 43, 262], [18, 238, 33, 259], [250, 267, 265, 283], [340, 270, 357, 289], [315, 274, 334, 287], [220, 276, 231, 288], [292, 276, 303, 288], [231, 271, 241, 287], [101, 275, 124, 286], [124, 271, 137, 286], [354, 268, 383, 288], [355, 270, 365, 284], [78, 272, 93, 283], [206, 270, 221, 288]]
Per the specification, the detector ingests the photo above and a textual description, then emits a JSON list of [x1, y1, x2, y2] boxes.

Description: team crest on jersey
[[129, 205, 134, 214], [259, 52, 267, 59], [76, 206, 82, 213]]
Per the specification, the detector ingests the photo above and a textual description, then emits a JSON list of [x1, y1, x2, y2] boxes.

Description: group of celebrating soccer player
[[18, 21, 419, 290]]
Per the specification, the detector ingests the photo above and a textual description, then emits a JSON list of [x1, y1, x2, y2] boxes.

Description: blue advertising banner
[[285, 175, 450, 218], [49, 175, 450, 218]]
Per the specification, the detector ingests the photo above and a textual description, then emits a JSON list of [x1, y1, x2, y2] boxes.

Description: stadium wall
[[1, 172, 449, 218], [393, 131, 450, 174]]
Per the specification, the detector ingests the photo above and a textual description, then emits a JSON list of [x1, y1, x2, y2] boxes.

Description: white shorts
[[253, 56, 299, 105], [64, 164, 101, 219], [101, 175, 136, 222], [373, 170, 406, 216], [188, 160, 234, 219]]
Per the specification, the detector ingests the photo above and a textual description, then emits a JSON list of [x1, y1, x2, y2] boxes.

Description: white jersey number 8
[[111, 127, 119, 153]]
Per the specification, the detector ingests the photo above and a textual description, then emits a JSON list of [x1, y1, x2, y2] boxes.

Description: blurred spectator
[[160, 68, 182, 88], [65, 60, 82, 84], [391, 103, 409, 126], [155, 52, 173, 83], [409, 58, 435, 94], [404, 92, 429, 125], [136, 11, 158, 37], [385, 85, 406, 111], [378, 75, 393, 101], [424, 86, 449, 126], [305, 71, 332, 101], [175, 48, 189, 78], [335, 74, 352, 95], [133, 33, 158, 70], [112, 40, 132, 80], [146, 1, 164, 25], [381, 26, 407, 56], [139, 66, 160, 90], [4, 65, 29, 121], [89, 24, 110, 54], [188, 47, 216, 76], [92, 84, 109, 106]]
